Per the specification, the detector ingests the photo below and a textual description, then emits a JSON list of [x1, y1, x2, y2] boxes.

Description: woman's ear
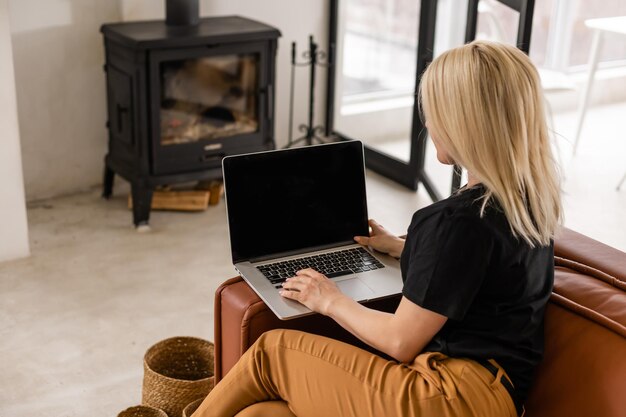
[[430, 135, 455, 165]]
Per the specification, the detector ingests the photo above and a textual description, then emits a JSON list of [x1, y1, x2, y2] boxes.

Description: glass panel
[[474, 0, 626, 70], [475, 0, 519, 46], [160, 54, 259, 146], [567, 1, 626, 67], [527, 0, 556, 68], [334, 0, 420, 163]]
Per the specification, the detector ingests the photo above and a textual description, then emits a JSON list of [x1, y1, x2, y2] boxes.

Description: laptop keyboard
[[257, 247, 385, 288]]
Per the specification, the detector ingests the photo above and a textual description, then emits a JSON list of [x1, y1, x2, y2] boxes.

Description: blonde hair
[[419, 40, 562, 247]]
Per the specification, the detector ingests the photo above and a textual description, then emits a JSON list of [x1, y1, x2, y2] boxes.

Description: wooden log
[[128, 190, 210, 212], [196, 180, 223, 206], [208, 181, 224, 206]]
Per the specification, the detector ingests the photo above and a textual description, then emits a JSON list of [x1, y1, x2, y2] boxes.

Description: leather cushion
[[524, 301, 626, 417]]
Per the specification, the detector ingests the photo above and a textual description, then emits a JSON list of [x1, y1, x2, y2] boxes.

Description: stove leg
[[102, 165, 115, 199], [131, 183, 153, 228]]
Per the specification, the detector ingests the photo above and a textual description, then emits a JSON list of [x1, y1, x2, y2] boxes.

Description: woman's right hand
[[354, 219, 405, 259]]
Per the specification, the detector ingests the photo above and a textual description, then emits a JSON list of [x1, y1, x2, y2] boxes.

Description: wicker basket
[[117, 405, 168, 417], [142, 337, 215, 417], [182, 397, 205, 417]]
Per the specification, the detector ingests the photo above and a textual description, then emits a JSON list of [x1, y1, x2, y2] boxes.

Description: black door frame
[[325, 0, 442, 202]]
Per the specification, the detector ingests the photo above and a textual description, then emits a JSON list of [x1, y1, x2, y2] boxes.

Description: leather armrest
[[214, 278, 400, 382], [555, 227, 626, 282]]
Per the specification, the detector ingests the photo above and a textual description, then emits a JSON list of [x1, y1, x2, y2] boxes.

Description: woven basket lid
[[142, 337, 215, 417], [182, 397, 205, 417], [118, 405, 168, 417]]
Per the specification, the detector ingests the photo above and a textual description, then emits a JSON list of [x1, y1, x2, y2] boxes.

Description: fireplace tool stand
[[284, 35, 333, 148]]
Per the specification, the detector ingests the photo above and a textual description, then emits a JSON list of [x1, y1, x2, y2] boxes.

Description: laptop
[[222, 141, 403, 320]]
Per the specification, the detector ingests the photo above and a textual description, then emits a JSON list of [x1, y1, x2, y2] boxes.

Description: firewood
[[128, 190, 210, 212], [208, 181, 224, 206], [196, 180, 223, 206], [195, 180, 213, 190]]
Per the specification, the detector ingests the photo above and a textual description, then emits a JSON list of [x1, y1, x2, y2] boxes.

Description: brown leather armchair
[[213, 228, 626, 417]]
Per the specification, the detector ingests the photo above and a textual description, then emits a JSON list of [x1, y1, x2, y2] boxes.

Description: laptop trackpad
[[337, 278, 375, 301]]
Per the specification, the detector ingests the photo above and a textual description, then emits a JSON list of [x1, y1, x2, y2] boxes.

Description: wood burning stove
[[100, 10, 280, 227]]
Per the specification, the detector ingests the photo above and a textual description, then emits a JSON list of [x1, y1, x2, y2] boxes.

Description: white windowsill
[[340, 65, 626, 117], [341, 95, 414, 116]]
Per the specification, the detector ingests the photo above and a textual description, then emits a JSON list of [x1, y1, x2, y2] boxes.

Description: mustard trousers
[[192, 329, 517, 417]]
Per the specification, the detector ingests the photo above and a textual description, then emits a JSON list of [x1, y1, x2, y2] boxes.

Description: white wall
[[0, 0, 29, 262], [9, 0, 121, 201]]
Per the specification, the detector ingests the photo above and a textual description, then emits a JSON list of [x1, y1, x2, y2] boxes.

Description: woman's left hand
[[280, 268, 346, 315]]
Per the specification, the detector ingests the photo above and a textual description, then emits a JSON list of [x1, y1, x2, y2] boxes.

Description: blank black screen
[[224, 141, 369, 263]]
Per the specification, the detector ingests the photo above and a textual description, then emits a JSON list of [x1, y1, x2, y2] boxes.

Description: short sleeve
[[402, 211, 494, 320]]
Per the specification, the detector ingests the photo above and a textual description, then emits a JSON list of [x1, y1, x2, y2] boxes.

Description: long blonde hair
[[419, 40, 562, 247]]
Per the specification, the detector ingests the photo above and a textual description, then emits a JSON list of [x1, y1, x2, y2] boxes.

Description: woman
[[194, 40, 561, 417]]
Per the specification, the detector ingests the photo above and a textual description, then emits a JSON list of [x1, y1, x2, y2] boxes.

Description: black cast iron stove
[[101, 2, 280, 227]]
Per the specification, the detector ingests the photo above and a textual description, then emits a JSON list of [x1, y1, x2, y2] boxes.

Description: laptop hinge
[[247, 240, 357, 264]]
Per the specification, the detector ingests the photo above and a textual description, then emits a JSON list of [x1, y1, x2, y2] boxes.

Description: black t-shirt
[[400, 184, 553, 407]]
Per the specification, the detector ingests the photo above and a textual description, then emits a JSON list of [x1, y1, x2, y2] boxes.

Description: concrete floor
[[1, 102, 625, 417]]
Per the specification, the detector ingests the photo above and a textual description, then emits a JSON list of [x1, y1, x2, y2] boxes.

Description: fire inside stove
[[160, 54, 259, 145]]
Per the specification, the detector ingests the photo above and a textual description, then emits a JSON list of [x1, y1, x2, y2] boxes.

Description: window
[[342, 0, 419, 99], [334, 0, 421, 164], [475, 0, 626, 71]]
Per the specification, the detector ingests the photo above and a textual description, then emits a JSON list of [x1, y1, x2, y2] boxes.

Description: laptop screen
[[223, 141, 369, 263]]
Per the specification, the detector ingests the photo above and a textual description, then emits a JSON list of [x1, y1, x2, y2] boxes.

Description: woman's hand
[[354, 219, 405, 258], [280, 268, 346, 316]]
